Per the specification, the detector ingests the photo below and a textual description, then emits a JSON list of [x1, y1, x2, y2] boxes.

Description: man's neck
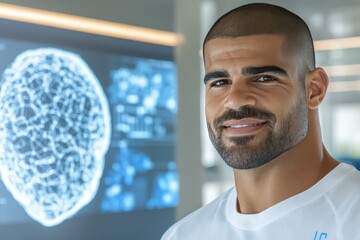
[[233, 145, 338, 214]]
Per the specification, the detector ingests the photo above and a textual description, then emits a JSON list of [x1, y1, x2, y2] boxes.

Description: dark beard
[[207, 103, 308, 170]]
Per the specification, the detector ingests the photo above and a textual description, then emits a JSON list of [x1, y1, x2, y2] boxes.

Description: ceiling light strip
[[0, 3, 181, 46], [314, 36, 360, 51], [328, 80, 360, 92], [323, 64, 360, 77]]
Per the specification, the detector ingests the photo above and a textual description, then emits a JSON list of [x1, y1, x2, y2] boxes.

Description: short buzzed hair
[[203, 3, 315, 80]]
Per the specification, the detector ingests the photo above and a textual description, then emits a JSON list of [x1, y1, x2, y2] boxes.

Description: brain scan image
[[0, 48, 111, 226]]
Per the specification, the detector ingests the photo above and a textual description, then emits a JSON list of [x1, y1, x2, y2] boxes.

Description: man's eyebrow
[[203, 71, 230, 84], [242, 66, 288, 76]]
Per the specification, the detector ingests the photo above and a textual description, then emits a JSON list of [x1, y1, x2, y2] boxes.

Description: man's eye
[[210, 79, 229, 87], [256, 75, 276, 82]]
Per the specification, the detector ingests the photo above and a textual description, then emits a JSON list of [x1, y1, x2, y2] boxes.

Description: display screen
[[0, 20, 178, 239]]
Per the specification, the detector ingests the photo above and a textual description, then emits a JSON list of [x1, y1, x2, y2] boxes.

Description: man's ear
[[306, 67, 329, 110]]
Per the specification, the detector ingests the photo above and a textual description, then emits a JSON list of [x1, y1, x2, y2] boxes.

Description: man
[[162, 3, 360, 240]]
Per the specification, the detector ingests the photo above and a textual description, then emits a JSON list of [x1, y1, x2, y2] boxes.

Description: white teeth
[[229, 123, 263, 128], [231, 125, 250, 128]]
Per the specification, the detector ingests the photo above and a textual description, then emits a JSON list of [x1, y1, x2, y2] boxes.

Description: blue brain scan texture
[[0, 48, 111, 227], [102, 56, 178, 213]]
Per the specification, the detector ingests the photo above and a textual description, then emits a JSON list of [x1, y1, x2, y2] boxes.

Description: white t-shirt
[[162, 163, 360, 240]]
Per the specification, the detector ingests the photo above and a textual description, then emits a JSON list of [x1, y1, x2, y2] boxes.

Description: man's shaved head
[[203, 3, 315, 79]]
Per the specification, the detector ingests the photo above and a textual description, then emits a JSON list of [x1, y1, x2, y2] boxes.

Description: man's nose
[[224, 81, 257, 110]]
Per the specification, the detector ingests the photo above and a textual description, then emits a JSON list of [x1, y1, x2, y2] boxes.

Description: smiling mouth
[[225, 122, 267, 129], [221, 119, 268, 136]]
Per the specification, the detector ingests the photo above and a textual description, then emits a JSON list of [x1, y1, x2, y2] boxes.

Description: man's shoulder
[[161, 187, 235, 240], [325, 163, 360, 238], [171, 186, 234, 225], [326, 163, 360, 210], [330, 163, 360, 194]]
